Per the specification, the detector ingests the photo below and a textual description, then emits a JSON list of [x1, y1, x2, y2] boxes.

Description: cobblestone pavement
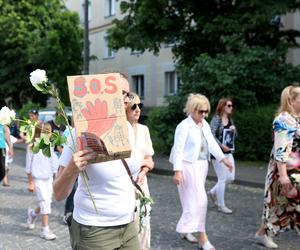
[[0, 149, 299, 250]]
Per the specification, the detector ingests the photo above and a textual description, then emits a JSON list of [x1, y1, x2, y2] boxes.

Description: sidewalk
[[15, 143, 267, 189], [153, 154, 267, 189]]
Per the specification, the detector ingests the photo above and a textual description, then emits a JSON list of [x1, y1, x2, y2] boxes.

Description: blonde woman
[[255, 85, 300, 248], [170, 93, 233, 250], [126, 92, 154, 250]]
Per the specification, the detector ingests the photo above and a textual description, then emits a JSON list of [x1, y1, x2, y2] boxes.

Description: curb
[[151, 168, 265, 189]]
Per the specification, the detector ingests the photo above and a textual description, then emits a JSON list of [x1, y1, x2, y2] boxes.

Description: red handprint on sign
[[81, 98, 117, 136]]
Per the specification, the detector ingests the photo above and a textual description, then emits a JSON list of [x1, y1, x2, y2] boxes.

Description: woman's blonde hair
[[126, 92, 141, 111], [277, 85, 300, 116], [184, 93, 210, 116]]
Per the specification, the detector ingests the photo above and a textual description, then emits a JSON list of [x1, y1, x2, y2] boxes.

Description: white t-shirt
[[26, 147, 59, 179], [59, 123, 142, 226]]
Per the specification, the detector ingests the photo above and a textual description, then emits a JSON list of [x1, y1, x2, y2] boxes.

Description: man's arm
[[53, 149, 96, 201], [53, 164, 79, 201]]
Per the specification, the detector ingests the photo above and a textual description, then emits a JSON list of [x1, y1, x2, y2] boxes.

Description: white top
[[170, 116, 225, 171], [25, 147, 59, 179], [132, 123, 154, 159], [59, 123, 142, 227]]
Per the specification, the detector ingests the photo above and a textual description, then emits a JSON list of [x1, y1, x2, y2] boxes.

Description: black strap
[[121, 159, 147, 216], [121, 159, 144, 196]]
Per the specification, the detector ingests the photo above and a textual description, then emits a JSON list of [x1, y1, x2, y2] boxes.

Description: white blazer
[[169, 115, 225, 171]]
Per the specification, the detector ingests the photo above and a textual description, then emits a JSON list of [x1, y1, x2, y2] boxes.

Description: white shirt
[[59, 123, 142, 226], [170, 116, 225, 171], [25, 147, 59, 179]]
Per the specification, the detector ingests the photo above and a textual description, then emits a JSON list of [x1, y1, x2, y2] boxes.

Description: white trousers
[[210, 154, 235, 206], [33, 178, 53, 214], [176, 160, 208, 233]]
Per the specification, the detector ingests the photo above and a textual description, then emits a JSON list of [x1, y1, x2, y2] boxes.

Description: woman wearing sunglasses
[[208, 98, 237, 214], [126, 92, 154, 250], [170, 93, 233, 250]]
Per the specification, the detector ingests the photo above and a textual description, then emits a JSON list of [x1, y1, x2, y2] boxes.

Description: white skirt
[[176, 160, 208, 233]]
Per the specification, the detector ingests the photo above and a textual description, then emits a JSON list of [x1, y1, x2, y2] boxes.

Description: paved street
[[0, 148, 299, 249]]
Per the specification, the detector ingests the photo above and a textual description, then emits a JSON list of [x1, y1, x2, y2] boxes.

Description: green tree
[[0, 0, 83, 108], [108, 0, 300, 160], [108, 0, 300, 66]]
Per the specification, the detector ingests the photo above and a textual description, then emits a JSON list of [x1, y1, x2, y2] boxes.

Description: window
[[105, 0, 116, 17], [132, 75, 144, 100], [165, 71, 180, 96], [103, 36, 114, 58], [81, 0, 92, 22]]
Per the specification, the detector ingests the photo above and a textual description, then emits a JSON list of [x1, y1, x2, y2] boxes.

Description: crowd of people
[[1, 80, 300, 249]]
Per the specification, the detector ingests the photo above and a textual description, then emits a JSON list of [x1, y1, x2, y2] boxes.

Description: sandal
[[198, 240, 215, 250], [179, 233, 198, 243]]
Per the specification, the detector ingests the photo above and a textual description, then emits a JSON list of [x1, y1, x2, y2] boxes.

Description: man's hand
[[72, 149, 97, 172]]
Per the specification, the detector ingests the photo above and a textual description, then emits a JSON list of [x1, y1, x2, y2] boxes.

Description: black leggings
[[0, 149, 6, 182]]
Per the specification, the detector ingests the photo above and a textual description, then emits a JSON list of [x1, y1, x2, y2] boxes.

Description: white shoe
[[207, 191, 217, 207], [254, 233, 278, 248], [198, 240, 215, 250], [26, 208, 36, 229], [218, 205, 232, 214], [40, 228, 56, 240], [180, 233, 198, 243]]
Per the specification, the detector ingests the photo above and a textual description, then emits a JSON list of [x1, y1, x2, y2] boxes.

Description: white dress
[[132, 123, 154, 250]]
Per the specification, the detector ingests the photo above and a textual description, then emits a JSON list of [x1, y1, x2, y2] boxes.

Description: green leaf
[[32, 145, 40, 154], [55, 114, 67, 126], [42, 146, 51, 157], [41, 134, 50, 145], [60, 135, 67, 145]]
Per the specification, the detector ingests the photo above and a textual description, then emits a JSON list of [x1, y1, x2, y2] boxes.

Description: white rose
[[0, 106, 16, 125], [291, 173, 300, 183], [29, 69, 48, 91]]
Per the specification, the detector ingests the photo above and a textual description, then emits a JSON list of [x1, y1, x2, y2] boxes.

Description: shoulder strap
[[121, 159, 144, 196]]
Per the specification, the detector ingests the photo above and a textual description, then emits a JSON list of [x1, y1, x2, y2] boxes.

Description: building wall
[[65, 1, 300, 107], [65, 0, 176, 107]]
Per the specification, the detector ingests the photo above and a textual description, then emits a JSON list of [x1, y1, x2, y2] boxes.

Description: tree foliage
[[108, 0, 300, 66], [0, 0, 83, 108], [108, 0, 300, 159]]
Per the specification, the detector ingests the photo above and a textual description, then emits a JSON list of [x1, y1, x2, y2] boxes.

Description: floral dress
[[262, 112, 300, 236]]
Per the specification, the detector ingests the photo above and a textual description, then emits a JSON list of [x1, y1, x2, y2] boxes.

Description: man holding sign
[[53, 73, 152, 249]]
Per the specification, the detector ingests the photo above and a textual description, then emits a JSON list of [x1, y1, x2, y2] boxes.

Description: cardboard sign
[[67, 73, 131, 163]]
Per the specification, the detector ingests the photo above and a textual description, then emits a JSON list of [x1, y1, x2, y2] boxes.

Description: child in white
[[25, 123, 59, 240]]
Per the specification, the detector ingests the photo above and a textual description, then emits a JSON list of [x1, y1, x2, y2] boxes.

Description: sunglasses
[[131, 103, 144, 111], [122, 91, 134, 100], [197, 109, 208, 115], [226, 104, 233, 108]]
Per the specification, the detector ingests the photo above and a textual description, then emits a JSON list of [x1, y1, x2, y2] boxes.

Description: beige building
[[282, 12, 300, 65], [65, 1, 300, 108], [65, 0, 179, 108]]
